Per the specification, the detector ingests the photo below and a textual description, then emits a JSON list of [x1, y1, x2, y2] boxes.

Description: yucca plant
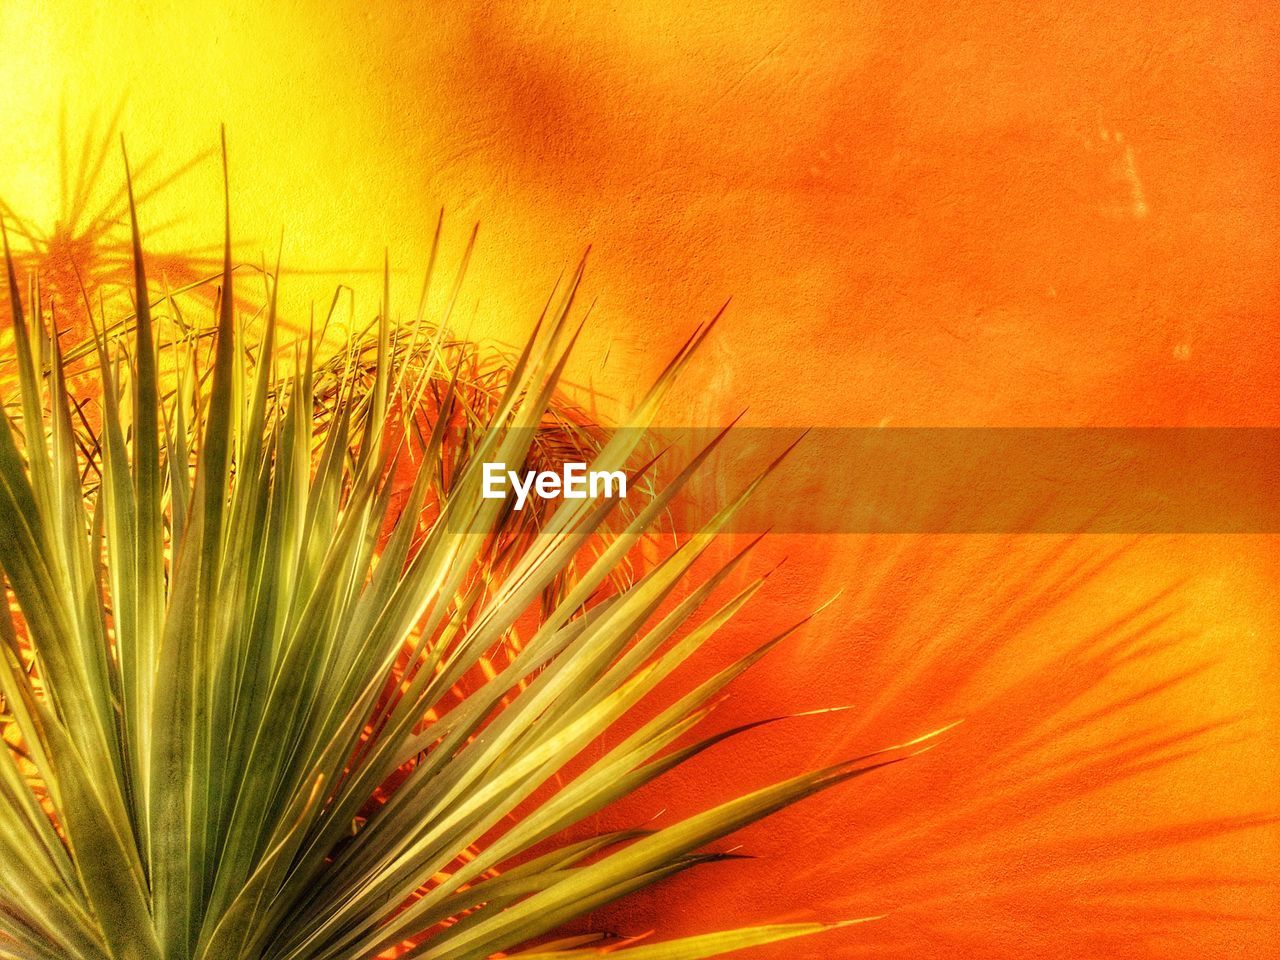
[[0, 138, 935, 960]]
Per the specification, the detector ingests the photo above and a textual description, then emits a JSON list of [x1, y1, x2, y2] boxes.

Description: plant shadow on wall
[[589, 526, 1277, 957], [797, 536, 1270, 959], [0, 104, 224, 340], [0, 133, 954, 960]]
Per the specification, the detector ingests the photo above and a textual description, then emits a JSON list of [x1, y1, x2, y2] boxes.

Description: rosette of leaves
[[0, 139, 933, 960]]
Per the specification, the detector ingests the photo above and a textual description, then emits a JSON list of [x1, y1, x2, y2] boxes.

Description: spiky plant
[[0, 141, 934, 960]]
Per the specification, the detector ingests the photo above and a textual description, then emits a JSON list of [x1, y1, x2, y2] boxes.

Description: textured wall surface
[[1, 1, 1276, 956]]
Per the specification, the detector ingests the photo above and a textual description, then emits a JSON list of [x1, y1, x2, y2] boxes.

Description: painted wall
[[1, 1, 1276, 956]]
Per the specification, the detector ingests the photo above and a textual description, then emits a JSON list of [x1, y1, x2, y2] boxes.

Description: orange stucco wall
[[1, 2, 1276, 956]]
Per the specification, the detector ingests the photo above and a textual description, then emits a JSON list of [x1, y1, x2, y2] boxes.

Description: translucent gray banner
[[449, 428, 1280, 533]]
